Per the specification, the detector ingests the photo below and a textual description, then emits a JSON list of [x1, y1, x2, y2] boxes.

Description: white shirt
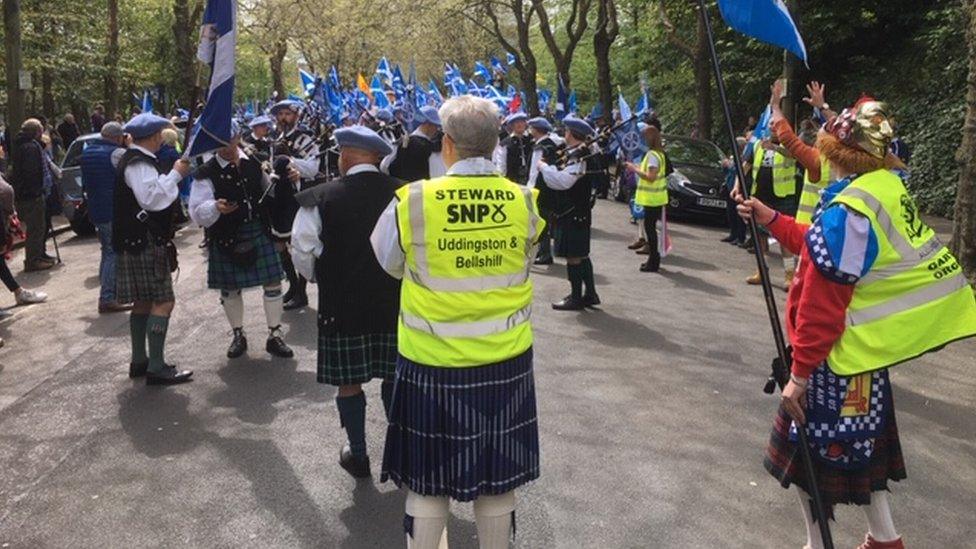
[[370, 157, 499, 279], [526, 133, 558, 189], [124, 144, 182, 211], [379, 128, 446, 179], [538, 157, 584, 191], [281, 127, 320, 180], [290, 163, 380, 282], [188, 149, 270, 228]]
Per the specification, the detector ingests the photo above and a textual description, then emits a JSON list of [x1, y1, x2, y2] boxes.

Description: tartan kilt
[[116, 243, 174, 303], [207, 220, 283, 290], [381, 348, 540, 502], [554, 218, 591, 258], [316, 332, 398, 386], [763, 398, 907, 507]]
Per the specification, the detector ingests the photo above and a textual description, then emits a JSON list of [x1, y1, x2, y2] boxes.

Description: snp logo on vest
[[436, 188, 515, 230]]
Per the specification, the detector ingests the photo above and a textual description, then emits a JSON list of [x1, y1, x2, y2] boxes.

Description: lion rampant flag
[[357, 73, 372, 101]]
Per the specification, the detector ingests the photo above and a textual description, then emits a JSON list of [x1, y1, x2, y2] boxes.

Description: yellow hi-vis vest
[[825, 169, 976, 376], [635, 149, 668, 207], [795, 155, 831, 224], [751, 148, 797, 198], [395, 175, 545, 367]]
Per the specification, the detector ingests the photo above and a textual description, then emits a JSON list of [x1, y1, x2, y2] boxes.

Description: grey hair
[[439, 96, 500, 159], [21, 118, 43, 136]]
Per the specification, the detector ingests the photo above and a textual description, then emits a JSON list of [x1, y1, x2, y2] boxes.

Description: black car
[[663, 135, 729, 222]]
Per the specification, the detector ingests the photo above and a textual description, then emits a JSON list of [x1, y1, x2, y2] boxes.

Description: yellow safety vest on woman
[[795, 156, 831, 224], [751, 148, 797, 199], [826, 169, 976, 376], [635, 149, 669, 207], [395, 175, 545, 367]]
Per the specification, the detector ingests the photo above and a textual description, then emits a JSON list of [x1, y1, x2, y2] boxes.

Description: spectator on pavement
[[56, 114, 81, 149], [8, 119, 54, 272], [0, 173, 49, 322], [91, 105, 106, 133], [81, 121, 131, 313]]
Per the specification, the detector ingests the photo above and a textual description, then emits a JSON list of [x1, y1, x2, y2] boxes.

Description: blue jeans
[[95, 222, 116, 303]]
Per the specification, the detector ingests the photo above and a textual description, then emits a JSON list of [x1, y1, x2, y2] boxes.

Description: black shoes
[[640, 261, 660, 273], [227, 328, 248, 358], [146, 365, 193, 386], [129, 360, 148, 378], [534, 255, 554, 265], [552, 295, 586, 311], [266, 327, 294, 358], [721, 235, 736, 243], [339, 445, 371, 478], [283, 295, 308, 311], [582, 293, 601, 307]]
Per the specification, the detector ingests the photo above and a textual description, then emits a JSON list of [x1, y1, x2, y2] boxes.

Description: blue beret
[[270, 99, 303, 115], [375, 108, 394, 123], [417, 106, 441, 127], [504, 112, 528, 126], [334, 125, 393, 157], [248, 114, 273, 128], [123, 113, 172, 140], [563, 116, 595, 138], [527, 117, 552, 132]]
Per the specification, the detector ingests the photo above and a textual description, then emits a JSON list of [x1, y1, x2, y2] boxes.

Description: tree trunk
[[693, 11, 712, 139], [172, 0, 203, 108], [105, 0, 120, 120], [594, 0, 619, 125], [41, 66, 55, 119], [951, 0, 976, 286], [4, 0, 26, 136], [270, 39, 288, 100]]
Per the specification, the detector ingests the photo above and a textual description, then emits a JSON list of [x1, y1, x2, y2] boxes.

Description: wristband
[[763, 211, 780, 227]]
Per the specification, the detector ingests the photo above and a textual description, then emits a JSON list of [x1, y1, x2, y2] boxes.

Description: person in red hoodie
[[736, 92, 976, 549]]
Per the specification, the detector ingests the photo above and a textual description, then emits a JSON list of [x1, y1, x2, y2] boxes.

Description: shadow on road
[[664, 254, 719, 272], [210, 356, 326, 425], [575, 310, 683, 354], [658, 269, 732, 297]]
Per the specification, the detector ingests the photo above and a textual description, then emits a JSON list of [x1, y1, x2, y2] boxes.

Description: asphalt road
[[0, 199, 973, 548]]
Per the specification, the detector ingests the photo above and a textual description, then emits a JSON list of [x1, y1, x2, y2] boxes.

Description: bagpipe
[[553, 115, 637, 169]]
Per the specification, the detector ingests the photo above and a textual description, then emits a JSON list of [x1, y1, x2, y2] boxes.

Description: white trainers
[[15, 288, 48, 305]]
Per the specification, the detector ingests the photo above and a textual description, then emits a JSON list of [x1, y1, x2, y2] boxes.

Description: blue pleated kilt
[[381, 348, 540, 502], [207, 220, 283, 290]]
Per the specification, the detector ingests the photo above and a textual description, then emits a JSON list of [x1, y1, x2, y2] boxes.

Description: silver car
[[58, 133, 99, 236]]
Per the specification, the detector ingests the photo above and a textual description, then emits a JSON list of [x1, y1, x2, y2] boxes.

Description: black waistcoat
[[195, 155, 268, 247], [553, 153, 599, 227], [388, 134, 434, 183], [112, 148, 175, 252], [533, 137, 562, 212], [502, 134, 533, 185], [295, 170, 402, 335], [268, 127, 318, 236], [242, 134, 271, 164]]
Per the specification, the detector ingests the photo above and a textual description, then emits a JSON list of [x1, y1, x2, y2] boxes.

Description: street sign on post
[[18, 70, 31, 91]]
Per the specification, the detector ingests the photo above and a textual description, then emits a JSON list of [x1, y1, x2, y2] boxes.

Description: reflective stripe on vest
[[635, 150, 668, 207], [825, 169, 976, 375], [795, 156, 829, 224], [395, 174, 544, 367], [751, 149, 796, 198]]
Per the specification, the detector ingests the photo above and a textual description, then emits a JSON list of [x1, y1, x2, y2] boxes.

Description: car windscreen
[[664, 138, 724, 168], [61, 139, 91, 169]]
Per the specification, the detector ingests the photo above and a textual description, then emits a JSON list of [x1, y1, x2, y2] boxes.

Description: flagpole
[[695, 1, 834, 547]]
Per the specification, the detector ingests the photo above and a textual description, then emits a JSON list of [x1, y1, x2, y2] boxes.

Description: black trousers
[[642, 206, 662, 266], [1, 258, 19, 292], [726, 197, 746, 241]]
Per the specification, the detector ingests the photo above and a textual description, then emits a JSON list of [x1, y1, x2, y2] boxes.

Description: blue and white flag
[[370, 74, 390, 108], [376, 57, 393, 82], [506, 52, 516, 66], [187, 0, 236, 157], [555, 77, 568, 120], [391, 65, 406, 100], [141, 90, 153, 114], [717, 0, 808, 65], [490, 55, 507, 75], [474, 61, 493, 83], [617, 91, 632, 120], [328, 65, 341, 89], [428, 80, 444, 106], [567, 90, 578, 115], [299, 68, 316, 95], [742, 104, 772, 161]]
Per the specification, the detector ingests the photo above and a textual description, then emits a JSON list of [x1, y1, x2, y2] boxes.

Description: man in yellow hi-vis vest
[[370, 96, 544, 549], [737, 98, 976, 549]]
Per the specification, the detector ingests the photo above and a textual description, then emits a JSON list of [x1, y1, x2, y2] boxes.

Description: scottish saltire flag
[[428, 81, 444, 106], [486, 86, 508, 109], [467, 80, 483, 98], [617, 91, 632, 120], [187, 0, 236, 157], [329, 65, 341, 88], [408, 62, 418, 91], [376, 57, 393, 82], [567, 90, 578, 115], [370, 74, 390, 108], [299, 68, 315, 95], [506, 52, 516, 65], [742, 104, 772, 161], [326, 81, 343, 126], [474, 61, 493, 83], [717, 0, 808, 65], [141, 90, 153, 114], [490, 56, 507, 75], [555, 77, 568, 120], [538, 89, 551, 112], [391, 65, 406, 100]]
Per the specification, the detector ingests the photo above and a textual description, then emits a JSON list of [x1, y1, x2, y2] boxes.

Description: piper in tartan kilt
[[113, 113, 193, 386], [291, 125, 401, 479], [189, 124, 293, 360], [736, 90, 976, 549]]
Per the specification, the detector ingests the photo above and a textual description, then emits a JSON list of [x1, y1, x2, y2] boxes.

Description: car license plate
[[697, 197, 727, 208]]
